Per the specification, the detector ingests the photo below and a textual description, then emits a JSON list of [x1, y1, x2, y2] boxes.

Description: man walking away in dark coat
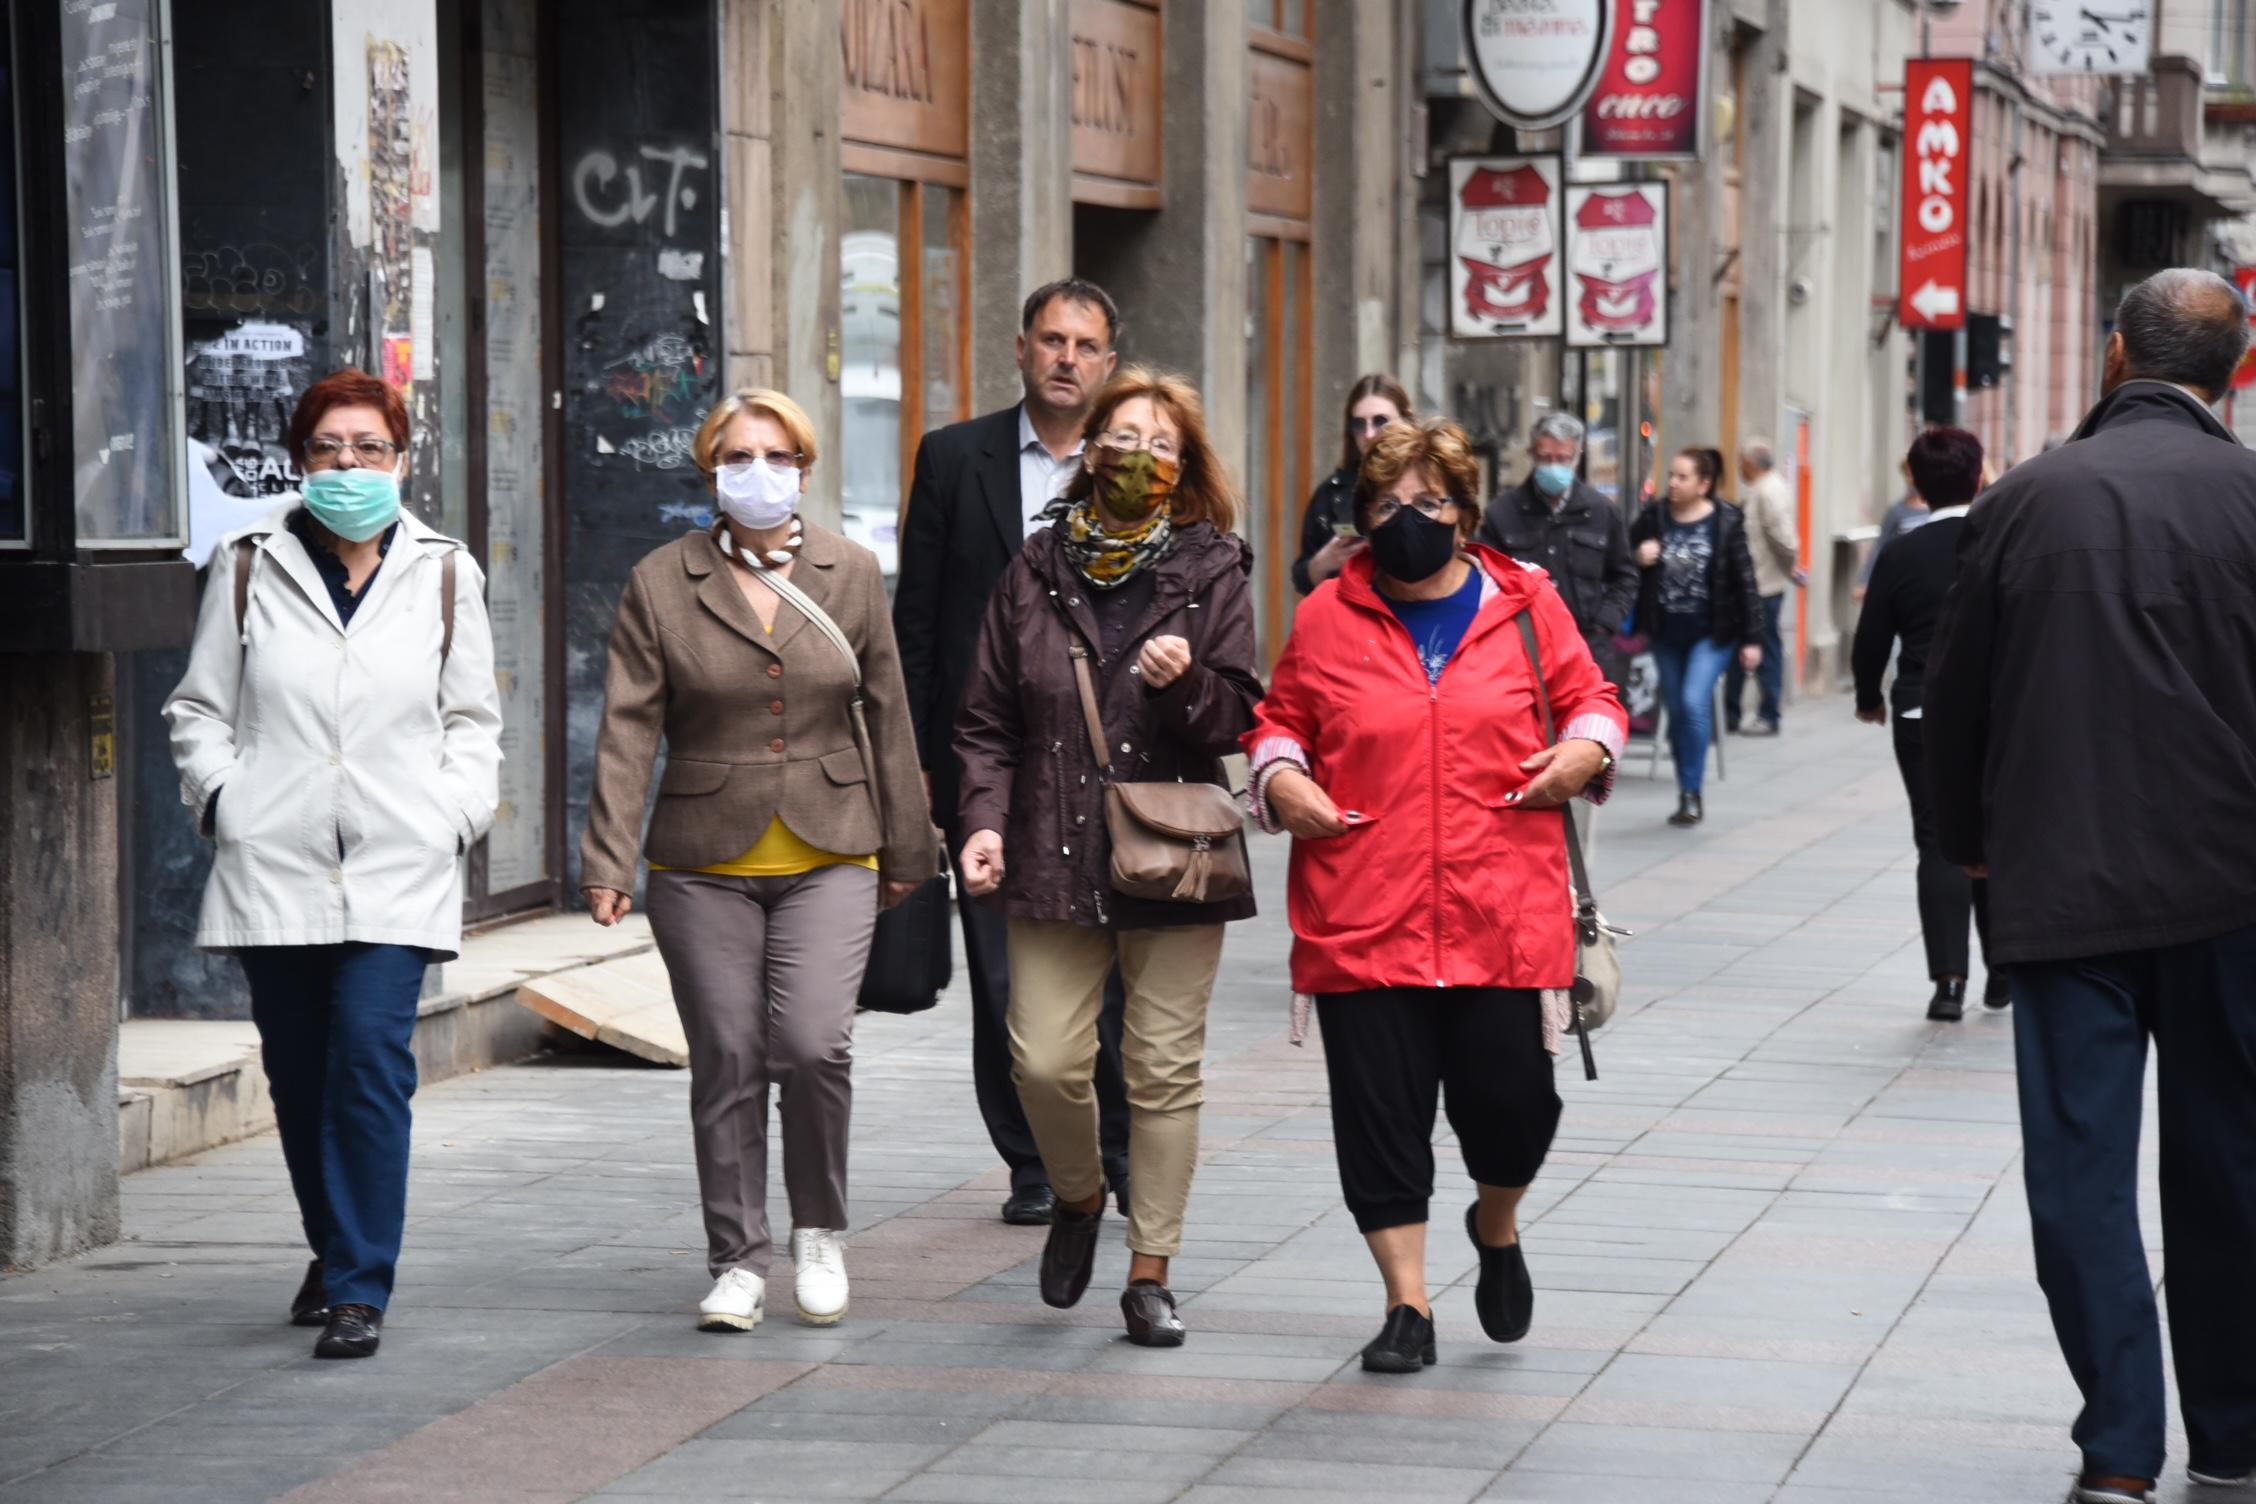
[[893, 279, 1134, 1227], [1924, 268, 2256, 1504]]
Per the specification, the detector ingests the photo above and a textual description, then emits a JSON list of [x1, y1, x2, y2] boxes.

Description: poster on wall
[[1564, 182, 1670, 348], [1580, 0, 1707, 160], [1449, 157, 1563, 339]]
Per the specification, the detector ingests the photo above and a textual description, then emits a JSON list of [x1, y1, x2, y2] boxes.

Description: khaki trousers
[[646, 864, 878, 1278], [1006, 919, 1225, 1256]]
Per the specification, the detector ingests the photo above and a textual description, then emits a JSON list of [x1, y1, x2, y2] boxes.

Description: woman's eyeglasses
[[304, 437, 400, 466], [1366, 494, 1454, 525], [1349, 416, 1394, 436], [719, 449, 804, 468], [1097, 429, 1178, 462]]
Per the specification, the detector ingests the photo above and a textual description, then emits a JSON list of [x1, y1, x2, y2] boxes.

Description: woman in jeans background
[[581, 387, 934, 1334], [1630, 447, 1763, 827], [1290, 372, 1414, 595], [165, 368, 504, 1360], [955, 367, 1263, 1348], [1248, 419, 1625, 1373]]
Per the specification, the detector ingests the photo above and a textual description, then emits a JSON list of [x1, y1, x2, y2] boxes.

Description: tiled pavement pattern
[[1, 713, 2191, 1503]]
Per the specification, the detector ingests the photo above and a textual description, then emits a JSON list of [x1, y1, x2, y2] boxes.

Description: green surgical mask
[[301, 466, 402, 542]]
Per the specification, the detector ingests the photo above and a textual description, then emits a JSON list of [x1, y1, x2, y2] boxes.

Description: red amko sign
[[2233, 267, 2256, 390], [1581, 0, 1707, 160], [1898, 57, 1971, 332]]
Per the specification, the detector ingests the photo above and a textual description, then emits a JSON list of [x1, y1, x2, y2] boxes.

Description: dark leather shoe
[[1360, 1303, 1436, 1374], [1120, 1280, 1185, 1347], [1466, 1205, 1534, 1343], [314, 1303, 382, 1359], [1668, 792, 1704, 827], [1038, 1203, 1103, 1309], [1741, 721, 1780, 737], [1002, 1184, 1057, 1226], [1927, 978, 1967, 1022], [1982, 970, 2011, 1010], [289, 1258, 328, 1328]]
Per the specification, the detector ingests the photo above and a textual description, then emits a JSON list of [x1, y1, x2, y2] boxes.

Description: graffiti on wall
[[570, 144, 708, 238]]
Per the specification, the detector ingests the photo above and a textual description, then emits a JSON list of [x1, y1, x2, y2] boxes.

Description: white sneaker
[[791, 1228, 849, 1326], [696, 1268, 764, 1332], [2189, 1468, 2254, 1488]]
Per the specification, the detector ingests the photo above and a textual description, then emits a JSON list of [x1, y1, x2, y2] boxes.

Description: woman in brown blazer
[[581, 387, 935, 1336]]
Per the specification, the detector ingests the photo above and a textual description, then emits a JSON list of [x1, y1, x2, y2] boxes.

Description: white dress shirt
[[1017, 404, 1084, 536]]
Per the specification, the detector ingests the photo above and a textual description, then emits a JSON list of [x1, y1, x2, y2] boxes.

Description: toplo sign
[[1463, 0, 1614, 132], [1898, 57, 1971, 332], [1565, 183, 1670, 347], [1581, 0, 1707, 160], [1450, 157, 1564, 338]]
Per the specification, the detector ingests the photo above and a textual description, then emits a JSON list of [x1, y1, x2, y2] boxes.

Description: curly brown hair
[[1354, 417, 1484, 539], [1063, 366, 1238, 533]]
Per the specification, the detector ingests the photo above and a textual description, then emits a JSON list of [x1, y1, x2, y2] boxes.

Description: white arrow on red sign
[[1910, 281, 1960, 322]]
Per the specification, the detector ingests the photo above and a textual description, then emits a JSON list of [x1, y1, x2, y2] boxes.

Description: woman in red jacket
[[1245, 418, 1625, 1374]]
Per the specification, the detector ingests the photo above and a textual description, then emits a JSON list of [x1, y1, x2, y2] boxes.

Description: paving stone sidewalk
[[0, 711, 2189, 1503]]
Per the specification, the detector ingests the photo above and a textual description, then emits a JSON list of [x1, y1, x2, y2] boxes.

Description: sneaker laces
[[799, 1230, 844, 1275]]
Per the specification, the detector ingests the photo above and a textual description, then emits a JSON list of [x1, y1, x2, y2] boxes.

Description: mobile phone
[[1331, 520, 1361, 541]]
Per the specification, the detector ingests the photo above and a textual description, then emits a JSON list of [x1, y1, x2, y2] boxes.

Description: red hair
[[288, 368, 410, 467]]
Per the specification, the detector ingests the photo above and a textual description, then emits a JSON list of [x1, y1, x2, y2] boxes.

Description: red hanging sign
[[1898, 58, 1972, 333], [2233, 267, 2256, 390], [1580, 0, 1708, 161]]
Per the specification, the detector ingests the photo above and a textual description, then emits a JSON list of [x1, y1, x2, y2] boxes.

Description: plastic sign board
[[1450, 157, 1564, 339], [1581, 0, 1707, 160], [1463, 0, 1614, 132], [1898, 58, 1971, 333], [1565, 183, 1669, 348]]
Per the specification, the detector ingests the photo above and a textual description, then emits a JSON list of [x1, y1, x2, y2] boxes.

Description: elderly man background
[[1723, 438, 1803, 735], [1476, 412, 1638, 699], [1924, 267, 2256, 1504]]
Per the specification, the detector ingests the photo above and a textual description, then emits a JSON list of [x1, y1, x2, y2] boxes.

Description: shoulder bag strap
[[440, 548, 456, 665], [748, 563, 886, 834], [1513, 610, 1595, 909], [1066, 641, 1116, 778], [234, 537, 257, 636]]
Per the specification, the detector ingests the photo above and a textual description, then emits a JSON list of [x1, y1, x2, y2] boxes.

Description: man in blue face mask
[[1475, 412, 1639, 701]]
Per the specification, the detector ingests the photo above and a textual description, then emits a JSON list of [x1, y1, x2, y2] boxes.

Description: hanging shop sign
[[2232, 267, 2256, 390], [1897, 57, 1971, 332], [1564, 183, 1669, 347], [1580, 0, 1708, 160], [1463, 0, 1614, 132], [1449, 157, 1563, 339]]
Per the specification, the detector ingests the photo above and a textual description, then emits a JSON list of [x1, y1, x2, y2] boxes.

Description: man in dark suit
[[894, 278, 1132, 1226]]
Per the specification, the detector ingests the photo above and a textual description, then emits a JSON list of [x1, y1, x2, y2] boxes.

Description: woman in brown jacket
[[955, 367, 1263, 1347], [581, 387, 935, 1336]]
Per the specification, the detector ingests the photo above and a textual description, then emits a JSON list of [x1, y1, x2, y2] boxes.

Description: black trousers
[[958, 870, 1129, 1191], [1315, 988, 1561, 1234], [2014, 925, 2256, 1480], [1892, 716, 1993, 981]]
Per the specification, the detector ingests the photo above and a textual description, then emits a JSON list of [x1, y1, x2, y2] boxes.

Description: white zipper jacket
[[164, 502, 504, 958]]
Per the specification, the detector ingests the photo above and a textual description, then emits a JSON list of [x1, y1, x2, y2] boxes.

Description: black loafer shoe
[[1927, 978, 1967, 1022], [1466, 1205, 1533, 1343], [1038, 1203, 1103, 1309], [1359, 1303, 1437, 1374], [1002, 1184, 1058, 1226], [314, 1302, 382, 1359], [1983, 971, 2011, 1010], [1121, 1280, 1185, 1347], [289, 1258, 328, 1328]]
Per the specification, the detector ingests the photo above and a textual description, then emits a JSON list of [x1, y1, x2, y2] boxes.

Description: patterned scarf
[[1045, 494, 1173, 590]]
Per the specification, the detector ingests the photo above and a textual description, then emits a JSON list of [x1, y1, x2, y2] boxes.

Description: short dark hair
[[289, 368, 410, 468], [2116, 268, 2251, 398], [1021, 278, 1120, 347], [1905, 426, 1984, 508]]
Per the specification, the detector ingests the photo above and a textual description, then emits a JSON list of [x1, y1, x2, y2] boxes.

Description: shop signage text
[[1463, 0, 1614, 132], [1072, 0, 1162, 205], [1897, 57, 1971, 331], [1450, 157, 1564, 338], [1581, 0, 1707, 160]]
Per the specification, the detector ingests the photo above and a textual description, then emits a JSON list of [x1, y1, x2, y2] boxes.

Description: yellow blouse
[[654, 816, 878, 879]]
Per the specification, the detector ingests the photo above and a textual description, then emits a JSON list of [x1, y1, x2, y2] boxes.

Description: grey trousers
[[645, 864, 879, 1278]]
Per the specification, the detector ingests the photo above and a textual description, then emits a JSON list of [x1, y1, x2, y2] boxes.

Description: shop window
[[841, 173, 967, 579]]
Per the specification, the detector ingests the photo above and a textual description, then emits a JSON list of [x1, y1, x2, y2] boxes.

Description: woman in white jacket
[[164, 369, 502, 1361]]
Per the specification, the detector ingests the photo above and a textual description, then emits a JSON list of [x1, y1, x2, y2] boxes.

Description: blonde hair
[[1063, 365, 1239, 534], [1355, 418, 1484, 538], [692, 387, 819, 474]]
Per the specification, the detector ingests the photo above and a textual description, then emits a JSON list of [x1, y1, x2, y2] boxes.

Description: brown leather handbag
[[1068, 641, 1250, 904]]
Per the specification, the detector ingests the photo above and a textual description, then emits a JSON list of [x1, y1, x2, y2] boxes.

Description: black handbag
[[858, 864, 954, 1014]]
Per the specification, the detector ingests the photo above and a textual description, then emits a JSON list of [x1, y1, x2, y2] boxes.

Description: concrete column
[[1093, 0, 1249, 489], [730, 0, 843, 526], [968, 0, 1074, 414], [0, 653, 122, 1266], [1734, 1, 1791, 462], [1660, 4, 1739, 463], [1312, 0, 1404, 474]]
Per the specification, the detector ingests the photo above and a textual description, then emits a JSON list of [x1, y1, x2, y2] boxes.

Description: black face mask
[[1367, 507, 1458, 584]]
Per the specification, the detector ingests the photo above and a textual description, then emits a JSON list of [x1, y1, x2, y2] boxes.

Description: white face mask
[[715, 458, 800, 531]]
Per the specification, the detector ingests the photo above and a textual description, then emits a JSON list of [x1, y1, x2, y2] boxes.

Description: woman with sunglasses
[[1292, 373, 1414, 595], [165, 369, 504, 1360], [1247, 418, 1624, 1374], [580, 387, 936, 1337], [955, 367, 1264, 1348]]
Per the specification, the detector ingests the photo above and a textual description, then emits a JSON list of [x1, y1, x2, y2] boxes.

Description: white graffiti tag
[[616, 426, 698, 471], [572, 145, 708, 238]]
